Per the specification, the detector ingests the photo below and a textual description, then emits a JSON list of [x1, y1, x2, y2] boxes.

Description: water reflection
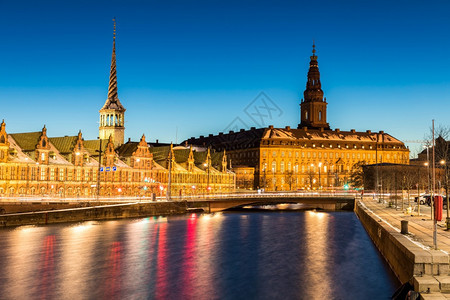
[[0, 212, 398, 300], [303, 211, 332, 299], [155, 222, 168, 299]]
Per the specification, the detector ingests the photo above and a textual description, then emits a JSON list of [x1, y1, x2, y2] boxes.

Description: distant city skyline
[[1, 0, 450, 157]]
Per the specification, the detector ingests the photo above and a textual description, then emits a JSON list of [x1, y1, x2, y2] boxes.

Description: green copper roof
[[116, 142, 138, 157], [9, 132, 42, 151], [83, 139, 108, 156], [49, 136, 77, 154]]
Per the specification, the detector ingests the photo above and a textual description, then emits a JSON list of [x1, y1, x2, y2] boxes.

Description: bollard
[[401, 220, 408, 234]]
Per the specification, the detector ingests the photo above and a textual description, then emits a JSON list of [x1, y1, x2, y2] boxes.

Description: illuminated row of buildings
[[187, 44, 410, 191], [1, 22, 409, 195], [0, 21, 235, 197]]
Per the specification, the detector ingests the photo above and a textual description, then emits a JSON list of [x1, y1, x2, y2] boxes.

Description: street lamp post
[[203, 162, 210, 194], [166, 155, 172, 201], [96, 138, 103, 201], [432, 120, 437, 250], [417, 166, 421, 216], [262, 160, 267, 191], [318, 162, 322, 190]]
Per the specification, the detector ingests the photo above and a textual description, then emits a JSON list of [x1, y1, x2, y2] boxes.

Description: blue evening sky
[[1, 0, 449, 157]]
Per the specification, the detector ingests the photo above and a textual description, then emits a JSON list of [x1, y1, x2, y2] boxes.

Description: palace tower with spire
[[99, 19, 126, 147], [298, 43, 329, 130], [186, 43, 410, 191]]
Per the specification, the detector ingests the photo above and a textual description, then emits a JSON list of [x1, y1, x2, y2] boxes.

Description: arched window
[[305, 111, 308, 120], [272, 161, 276, 173], [280, 161, 285, 173], [319, 111, 322, 121]]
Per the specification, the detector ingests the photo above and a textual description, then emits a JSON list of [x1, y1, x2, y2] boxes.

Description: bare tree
[[350, 161, 367, 188], [424, 124, 450, 209], [399, 165, 417, 209], [284, 170, 294, 191], [306, 170, 315, 189]]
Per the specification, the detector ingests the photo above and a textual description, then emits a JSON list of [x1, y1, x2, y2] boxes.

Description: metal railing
[[0, 190, 358, 204]]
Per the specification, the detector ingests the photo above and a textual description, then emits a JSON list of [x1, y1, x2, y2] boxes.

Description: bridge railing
[[0, 190, 359, 204], [167, 191, 359, 201]]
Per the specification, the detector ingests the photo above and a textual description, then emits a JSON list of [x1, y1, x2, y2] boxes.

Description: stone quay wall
[[0, 202, 190, 227], [355, 201, 448, 284]]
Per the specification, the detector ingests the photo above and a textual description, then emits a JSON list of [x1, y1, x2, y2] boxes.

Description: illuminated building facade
[[0, 21, 235, 197], [187, 44, 409, 191]]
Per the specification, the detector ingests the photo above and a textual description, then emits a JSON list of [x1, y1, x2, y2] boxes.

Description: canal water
[[0, 210, 399, 300]]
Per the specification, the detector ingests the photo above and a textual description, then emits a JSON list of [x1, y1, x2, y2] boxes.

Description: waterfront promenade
[[359, 196, 450, 299], [360, 196, 450, 253]]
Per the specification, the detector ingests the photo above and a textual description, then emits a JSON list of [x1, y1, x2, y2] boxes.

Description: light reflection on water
[[0, 211, 398, 299]]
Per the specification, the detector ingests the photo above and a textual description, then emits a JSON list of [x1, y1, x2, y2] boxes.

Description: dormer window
[[41, 153, 45, 161]]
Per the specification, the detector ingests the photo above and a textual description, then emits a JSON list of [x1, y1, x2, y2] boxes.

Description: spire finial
[[113, 17, 116, 41], [312, 40, 316, 56]]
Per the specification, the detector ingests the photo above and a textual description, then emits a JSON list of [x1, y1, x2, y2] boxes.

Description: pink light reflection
[[155, 223, 168, 300], [39, 235, 56, 299]]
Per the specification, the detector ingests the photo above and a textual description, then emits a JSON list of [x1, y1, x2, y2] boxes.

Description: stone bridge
[[184, 193, 357, 213]]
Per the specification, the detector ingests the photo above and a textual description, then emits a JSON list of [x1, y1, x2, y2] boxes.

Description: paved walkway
[[360, 196, 450, 254], [360, 197, 450, 299]]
